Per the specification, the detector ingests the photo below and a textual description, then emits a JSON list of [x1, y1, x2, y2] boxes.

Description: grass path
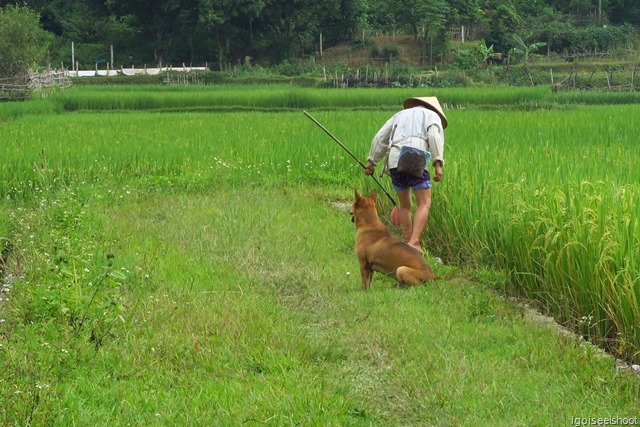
[[9, 183, 633, 425]]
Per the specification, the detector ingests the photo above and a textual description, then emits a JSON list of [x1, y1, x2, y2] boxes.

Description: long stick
[[304, 111, 397, 206]]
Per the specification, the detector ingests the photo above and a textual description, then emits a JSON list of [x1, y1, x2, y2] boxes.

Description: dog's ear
[[354, 189, 361, 201], [368, 189, 377, 201]]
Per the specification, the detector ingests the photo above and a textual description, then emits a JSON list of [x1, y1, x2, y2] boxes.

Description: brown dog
[[352, 189, 437, 290]]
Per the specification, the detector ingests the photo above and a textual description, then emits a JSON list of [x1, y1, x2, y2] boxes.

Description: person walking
[[364, 96, 447, 254]]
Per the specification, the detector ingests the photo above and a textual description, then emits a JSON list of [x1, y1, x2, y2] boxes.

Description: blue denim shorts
[[389, 168, 432, 191]]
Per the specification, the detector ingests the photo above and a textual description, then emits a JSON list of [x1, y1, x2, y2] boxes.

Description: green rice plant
[[3, 88, 640, 363], [429, 104, 640, 362], [4, 85, 639, 124], [0, 97, 60, 120], [2, 97, 640, 423], [553, 90, 640, 105], [48, 84, 556, 112], [0, 109, 374, 202]]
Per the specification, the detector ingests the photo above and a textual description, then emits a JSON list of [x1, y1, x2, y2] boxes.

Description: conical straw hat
[[403, 96, 448, 129]]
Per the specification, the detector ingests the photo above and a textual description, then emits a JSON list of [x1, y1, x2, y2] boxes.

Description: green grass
[[1, 87, 640, 424], [430, 104, 640, 362], [2, 185, 639, 425], [3, 85, 640, 120], [49, 85, 554, 112]]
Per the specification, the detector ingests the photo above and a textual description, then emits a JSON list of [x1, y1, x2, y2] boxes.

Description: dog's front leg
[[359, 261, 373, 291]]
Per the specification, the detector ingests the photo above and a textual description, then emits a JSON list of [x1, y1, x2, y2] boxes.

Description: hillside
[[318, 35, 426, 67], [314, 34, 639, 91]]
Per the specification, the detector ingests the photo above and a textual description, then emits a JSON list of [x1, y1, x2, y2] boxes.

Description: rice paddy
[[1, 85, 639, 424]]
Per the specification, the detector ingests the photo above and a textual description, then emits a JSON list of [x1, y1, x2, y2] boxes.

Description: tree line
[[1, 0, 639, 77]]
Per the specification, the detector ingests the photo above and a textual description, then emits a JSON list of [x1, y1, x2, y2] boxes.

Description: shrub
[[0, 4, 51, 77], [381, 42, 401, 59], [369, 43, 382, 58], [452, 48, 481, 70]]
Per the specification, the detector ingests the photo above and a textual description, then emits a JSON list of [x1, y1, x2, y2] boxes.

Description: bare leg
[[396, 189, 413, 243], [407, 188, 431, 251]]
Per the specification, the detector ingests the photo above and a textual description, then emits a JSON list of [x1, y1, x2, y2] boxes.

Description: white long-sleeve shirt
[[367, 106, 445, 172]]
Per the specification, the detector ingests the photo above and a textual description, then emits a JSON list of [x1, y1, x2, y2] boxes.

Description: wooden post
[[550, 68, 554, 85], [632, 66, 636, 92], [110, 45, 114, 70], [598, 0, 602, 26], [71, 42, 75, 71], [319, 32, 323, 58]]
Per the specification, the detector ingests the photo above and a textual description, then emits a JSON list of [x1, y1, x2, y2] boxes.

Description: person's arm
[[365, 116, 394, 175], [427, 124, 444, 181]]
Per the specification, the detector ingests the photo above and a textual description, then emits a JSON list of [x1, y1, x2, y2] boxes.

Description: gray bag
[[397, 145, 430, 177]]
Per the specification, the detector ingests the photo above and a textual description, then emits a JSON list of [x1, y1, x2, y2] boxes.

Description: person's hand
[[364, 160, 375, 176], [433, 163, 443, 182]]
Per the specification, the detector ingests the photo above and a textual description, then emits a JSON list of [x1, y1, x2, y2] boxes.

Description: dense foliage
[[0, 5, 51, 77], [1, 1, 639, 73]]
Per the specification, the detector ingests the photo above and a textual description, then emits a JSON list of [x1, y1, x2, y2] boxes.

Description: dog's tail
[[396, 266, 438, 286]]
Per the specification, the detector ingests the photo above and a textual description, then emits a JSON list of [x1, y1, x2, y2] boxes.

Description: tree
[[485, 4, 524, 53], [448, 0, 482, 29], [317, 0, 365, 47], [607, 0, 640, 25], [29, 0, 126, 69], [362, 0, 396, 34], [412, 0, 450, 65], [512, 34, 546, 66], [0, 4, 51, 77], [253, 0, 349, 62], [477, 38, 496, 64], [105, 0, 190, 67], [198, 0, 267, 69], [384, 0, 450, 64]]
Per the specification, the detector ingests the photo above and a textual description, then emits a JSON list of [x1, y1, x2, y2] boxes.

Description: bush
[[381, 42, 401, 59], [452, 48, 481, 70], [272, 58, 319, 76], [543, 24, 635, 54], [429, 70, 473, 87], [369, 43, 381, 58], [0, 4, 51, 77]]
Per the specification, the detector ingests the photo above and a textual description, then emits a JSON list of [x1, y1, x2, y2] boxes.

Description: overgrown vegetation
[[0, 4, 50, 77], [1, 1, 639, 73], [1, 87, 640, 424]]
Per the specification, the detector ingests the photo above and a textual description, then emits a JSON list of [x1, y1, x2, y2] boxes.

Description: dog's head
[[351, 189, 377, 223]]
